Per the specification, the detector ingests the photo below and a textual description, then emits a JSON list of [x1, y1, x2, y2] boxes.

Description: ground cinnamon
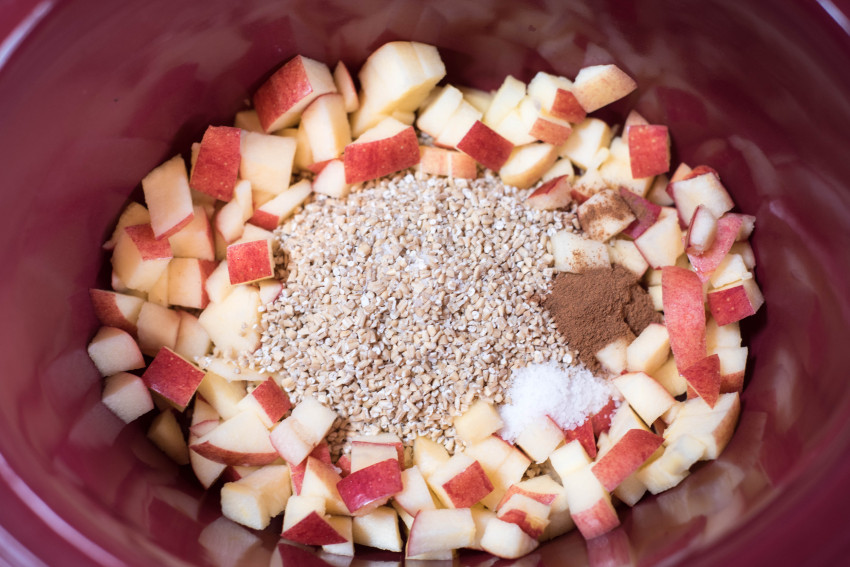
[[543, 264, 661, 373]]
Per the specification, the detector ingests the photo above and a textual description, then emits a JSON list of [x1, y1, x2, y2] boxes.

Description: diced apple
[[337, 458, 403, 515], [89, 289, 145, 337], [281, 495, 348, 546], [312, 159, 352, 198], [462, 436, 530, 510], [270, 396, 337, 465], [412, 436, 450, 479], [416, 84, 463, 138], [526, 175, 572, 210], [406, 508, 476, 558], [480, 517, 539, 560], [681, 354, 722, 408], [233, 109, 263, 132], [197, 284, 262, 354], [662, 265, 707, 375], [591, 428, 664, 492], [254, 55, 337, 133], [290, 442, 333, 495], [435, 100, 483, 149], [619, 188, 662, 239], [226, 239, 274, 285], [527, 71, 584, 123], [595, 335, 632, 375], [577, 189, 635, 242], [190, 125, 241, 202], [499, 142, 558, 189], [652, 356, 688, 397], [196, 371, 246, 420], [456, 120, 514, 171], [627, 124, 669, 179], [221, 464, 291, 529], [249, 178, 312, 231], [418, 146, 478, 179], [625, 323, 670, 374], [707, 277, 764, 326], [608, 238, 649, 277], [572, 64, 636, 112], [141, 346, 205, 409], [685, 205, 718, 255], [663, 393, 741, 460], [670, 170, 734, 226], [322, 516, 355, 557], [103, 202, 150, 250], [515, 416, 565, 463], [394, 466, 437, 517], [299, 456, 349, 516], [111, 223, 173, 292], [560, 465, 619, 539], [708, 253, 751, 289], [350, 41, 445, 136], [101, 371, 154, 423], [483, 75, 527, 128], [142, 154, 195, 239], [613, 372, 676, 426], [168, 258, 217, 309], [190, 410, 279, 466], [168, 205, 215, 261], [496, 492, 551, 539], [352, 507, 403, 552], [301, 93, 352, 163], [148, 409, 189, 465], [561, 419, 597, 460], [344, 118, 420, 184], [559, 118, 613, 170], [550, 230, 610, 273], [633, 214, 684, 269], [689, 213, 745, 280], [236, 377, 291, 427], [333, 61, 359, 113], [87, 326, 145, 377], [454, 400, 504, 445], [239, 131, 296, 196], [428, 454, 494, 509], [542, 158, 575, 183]]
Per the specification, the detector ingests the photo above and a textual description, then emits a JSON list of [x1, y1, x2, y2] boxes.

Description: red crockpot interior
[[2, 1, 850, 565]]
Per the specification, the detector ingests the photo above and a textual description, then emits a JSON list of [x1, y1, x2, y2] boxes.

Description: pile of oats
[[243, 171, 580, 454]]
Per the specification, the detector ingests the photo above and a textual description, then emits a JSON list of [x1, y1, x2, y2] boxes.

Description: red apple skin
[[619, 188, 662, 239], [442, 460, 495, 508], [529, 117, 572, 145], [572, 498, 620, 540], [281, 511, 348, 546], [344, 126, 420, 184], [497, 486, 557, 510], [89, 289, 142, 336], [248, 210, 279, 232], [498, 509, 547, 539], [591, 399, 618, 437], [226, 240, 274, 284], [550, 88, 586, 123], [290, 441, 333, 494], [336, 458, 403, 513], [142, 347, 205, 409], [563, 418, 597, 459], [250, 377, 292, 423], [126, 223, 172, 259], [456, 120, 514, 171], [527, 175, 573, 210], [688, 213, 744, 280], [253, 55, 319, 133], [190, 126, 241, 202], [591, 429, 664, 492], [336, 454, 351, 477], [662, 266, 707, 373], [707, 283, 760, 326], [681, 354, 722, 408], [628, 125, 670, 178], [190, 443, 279, 467]]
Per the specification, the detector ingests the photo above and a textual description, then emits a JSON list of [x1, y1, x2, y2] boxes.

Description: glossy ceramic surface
[[1, 1, 850, 565]]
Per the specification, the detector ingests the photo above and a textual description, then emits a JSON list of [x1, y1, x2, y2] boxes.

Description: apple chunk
[[111, 223, 173, 293], [226, 239, 274, 285], [336, 458, 403, 515], [707, 278, 764, 326], [221, 464, 291, 530], [142, 155, 195, 239], [190, 125, 242, 202], [87, 326, 145, 377], [591, 428, 664, 492], [627, 125, 670, 179], [101, 372, 154, 423], [428, 453, 494, 509], [662, 266, 707, 372], [142, 346, 206, 409], [406, 508, 476, 558], [344, 117, 420, 184], [572, 64, 637, 112], [253, 55, 337, 133], [190, 410, 279, 466]]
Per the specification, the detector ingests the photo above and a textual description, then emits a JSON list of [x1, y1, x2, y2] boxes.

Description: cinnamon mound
[[544, 265, 660, 372]]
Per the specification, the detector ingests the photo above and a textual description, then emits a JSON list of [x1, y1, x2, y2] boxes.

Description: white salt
[[498, 362, 618, 443]]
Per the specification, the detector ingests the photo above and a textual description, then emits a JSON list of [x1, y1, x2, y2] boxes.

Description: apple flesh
[[428, 454, 494, 509], [190, 410, 279, 466], [526, 175, 573, 210], [406, 508, 476, 558], [221, 464, 291, 530], [111, 223, 173, 293], [87, 326, 145, 377], [101, 371, 154, 423], [572, 64, 637, 112], [142, 154, 195, 239]]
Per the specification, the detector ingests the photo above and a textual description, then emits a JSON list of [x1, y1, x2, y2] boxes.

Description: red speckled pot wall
[[1, 1, 850, 565]]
